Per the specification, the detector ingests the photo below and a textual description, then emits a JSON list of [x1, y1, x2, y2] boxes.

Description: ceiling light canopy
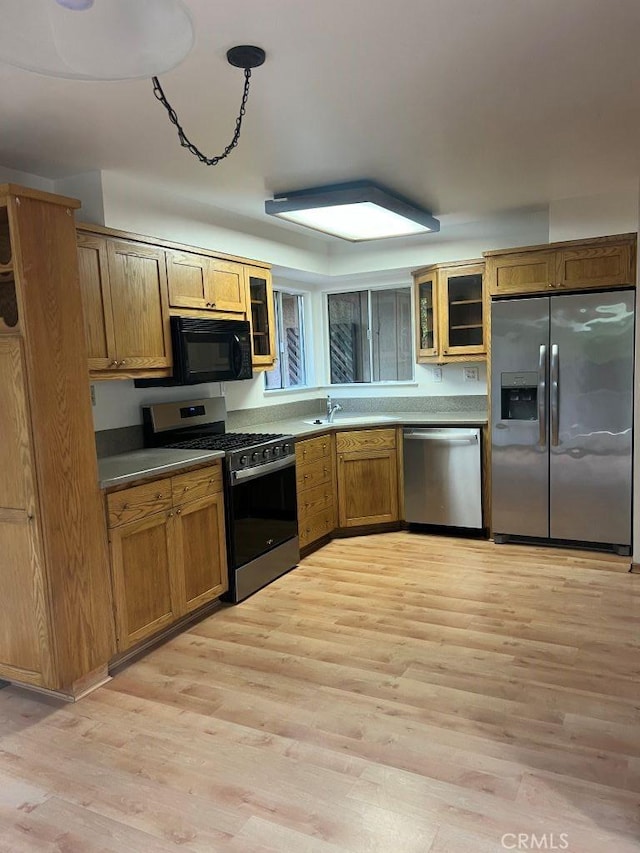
[[265, 181, 440, 241], [0, 0, 194, 80]]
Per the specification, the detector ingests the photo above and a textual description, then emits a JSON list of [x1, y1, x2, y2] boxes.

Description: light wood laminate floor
[[0, 533, 638, 852]]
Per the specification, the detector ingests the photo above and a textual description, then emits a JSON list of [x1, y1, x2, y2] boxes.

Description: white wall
[[101, 172, 330, 275], [549, 189, 639, 241], [0, 165, 55, 192]]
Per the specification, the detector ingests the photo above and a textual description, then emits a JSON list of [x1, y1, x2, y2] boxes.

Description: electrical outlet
[[463, 367, 479, 382], [90, 384, 96, 406], [431, 367, 443, 383]]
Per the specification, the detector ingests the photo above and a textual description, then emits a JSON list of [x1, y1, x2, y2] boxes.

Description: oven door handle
[[230, 455, 295, 484]]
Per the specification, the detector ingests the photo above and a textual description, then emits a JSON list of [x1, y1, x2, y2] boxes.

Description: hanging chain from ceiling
[[151, 68, 253, 167]]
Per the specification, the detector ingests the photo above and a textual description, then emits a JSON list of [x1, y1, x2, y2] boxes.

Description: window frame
[[264, 288, 310, 392], [324, 284, 415, 386]]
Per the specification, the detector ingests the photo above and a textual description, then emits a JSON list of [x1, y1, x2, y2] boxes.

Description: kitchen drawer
[[171, 463, 223, 505], [296, 433, 332, 465], [299, 507, 334, 548], [296, 456, 332, 492], [336, 428, 397, 453], [107, 479, 173, 528], [298, 481, 334, 520]]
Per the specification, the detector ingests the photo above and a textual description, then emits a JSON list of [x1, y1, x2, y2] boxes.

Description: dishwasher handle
[[403, 430, 478, 444]]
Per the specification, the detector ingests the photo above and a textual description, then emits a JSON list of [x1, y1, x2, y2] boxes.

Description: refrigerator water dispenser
[[500, 371, 539, 420]]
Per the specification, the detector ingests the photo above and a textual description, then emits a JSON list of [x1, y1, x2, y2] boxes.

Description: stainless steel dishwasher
[[403, 428, 482, 529]]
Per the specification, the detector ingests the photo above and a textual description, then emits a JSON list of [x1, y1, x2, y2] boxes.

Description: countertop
[[98, 448, 225, 489], [98, 411, 487, 488], [237, 410, 488, 439]]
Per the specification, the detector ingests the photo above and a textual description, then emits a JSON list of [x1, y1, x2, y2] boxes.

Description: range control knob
[[283, 443, 290, 454], [273, 445, 281, 457], [251, 451, 261, 463], [239, 455, 248, 466], [263, 448, 271, 460]]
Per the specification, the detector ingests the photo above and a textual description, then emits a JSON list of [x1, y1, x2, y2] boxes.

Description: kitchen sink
[[303, 415, 396, 426]]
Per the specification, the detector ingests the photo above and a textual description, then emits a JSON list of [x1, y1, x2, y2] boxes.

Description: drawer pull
[[156, 493, 162, 500]]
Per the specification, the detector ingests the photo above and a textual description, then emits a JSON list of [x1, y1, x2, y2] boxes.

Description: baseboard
[[631, 562, 640, 574]]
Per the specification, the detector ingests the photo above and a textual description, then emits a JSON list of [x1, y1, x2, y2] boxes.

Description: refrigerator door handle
[[538, 344, 547, 447], [550, 343, 559, 446]]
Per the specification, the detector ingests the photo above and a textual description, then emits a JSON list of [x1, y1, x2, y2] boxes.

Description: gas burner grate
[[168, 432, 285, 452]]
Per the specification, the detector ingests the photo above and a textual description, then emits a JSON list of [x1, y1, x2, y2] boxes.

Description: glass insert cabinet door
[[440, 263, 485, 357], [415, 274, 438, 359], [245, 266, 275, 368]]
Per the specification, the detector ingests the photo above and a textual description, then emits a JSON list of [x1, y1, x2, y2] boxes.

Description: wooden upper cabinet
[[414, 271, 439, 360], [245, 265, 276, 369], [166, 250, 246, 314], [77, 235, 115, 370], [166, 250, 210, 310], [210, 259, 246, 313], [556, 241, 635, 290], [485, 234, 636, 297], [413, 260, 485, 364], [439, 263, 485, 359], [485, 250, 556, 297], [107, 240, 172, 371], [78, 231, 172, 377]]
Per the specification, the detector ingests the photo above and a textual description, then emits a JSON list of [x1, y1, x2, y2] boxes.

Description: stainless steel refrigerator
[[491, 289, 635, 554]]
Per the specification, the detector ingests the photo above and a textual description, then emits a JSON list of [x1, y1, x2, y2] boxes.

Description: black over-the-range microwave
[[136, 317, 253, 387]]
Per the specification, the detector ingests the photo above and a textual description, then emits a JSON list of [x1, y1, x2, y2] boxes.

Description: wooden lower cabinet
[[110, 510, 179, 650], [106, 464, 227, 652], [296, 433, 336, 549], [174, 493, 227, 614], [336, 429, 400, 528]]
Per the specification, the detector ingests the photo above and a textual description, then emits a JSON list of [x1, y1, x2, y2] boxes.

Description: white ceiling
[[2, 0, 640, 239]]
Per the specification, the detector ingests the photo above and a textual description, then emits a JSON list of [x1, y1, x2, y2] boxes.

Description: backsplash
[[96, 394, 488, 457], [227, 394, 487, 429]]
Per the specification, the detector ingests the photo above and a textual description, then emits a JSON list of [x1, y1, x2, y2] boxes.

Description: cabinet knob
[[122, 503, 129, 510], [303, 474, 309, 480], [168, 511, 174, 518], [109, 360, 118, 368], [183, 486, 189, 492], [156, 493, 162, 500], [176, 508, 182, 515], [119, 360, 126, 366]]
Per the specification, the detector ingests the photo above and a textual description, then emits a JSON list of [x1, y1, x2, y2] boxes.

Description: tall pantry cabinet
[[0, 185, 115, 695]]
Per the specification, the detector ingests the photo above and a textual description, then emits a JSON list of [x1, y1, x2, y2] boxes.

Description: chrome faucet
[[326, 395, 342, 423]]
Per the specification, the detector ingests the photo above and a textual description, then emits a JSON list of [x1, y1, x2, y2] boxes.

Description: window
[[265, 291, 307, 390], [327, 288, 413, 384]]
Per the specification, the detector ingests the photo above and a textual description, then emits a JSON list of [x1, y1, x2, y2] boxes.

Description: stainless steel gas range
[[142, 398, 299, 602]]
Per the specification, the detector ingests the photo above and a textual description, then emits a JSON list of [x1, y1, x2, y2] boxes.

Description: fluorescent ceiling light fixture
[[265, 181, 440, 241], [0, 0, 194, 80]]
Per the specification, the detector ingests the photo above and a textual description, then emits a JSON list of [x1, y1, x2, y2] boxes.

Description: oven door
[[228, 458, 298, 569]]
